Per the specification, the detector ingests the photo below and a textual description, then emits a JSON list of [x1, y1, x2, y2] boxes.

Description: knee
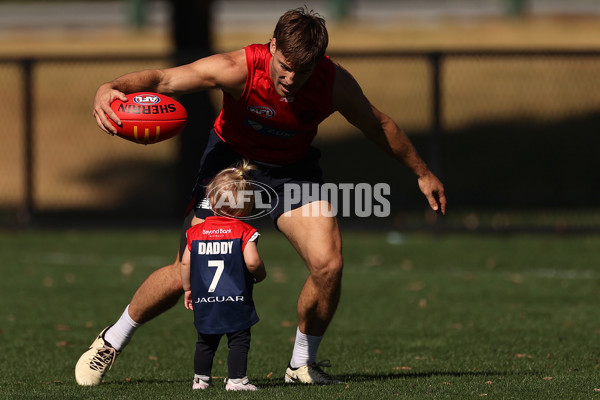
[[308, 252, 343, 284]]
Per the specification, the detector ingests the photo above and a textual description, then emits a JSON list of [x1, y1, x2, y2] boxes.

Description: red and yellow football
[[109, 92, 188, 145]]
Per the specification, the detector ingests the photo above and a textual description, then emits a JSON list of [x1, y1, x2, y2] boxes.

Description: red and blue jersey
[[213, 43, 336, 165], [186, 216, 260, 335]]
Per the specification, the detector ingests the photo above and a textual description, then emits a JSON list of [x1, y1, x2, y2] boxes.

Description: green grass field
[[1, 229, 599, 399]]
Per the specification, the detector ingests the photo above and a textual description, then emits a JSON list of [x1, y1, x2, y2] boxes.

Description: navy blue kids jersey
[[186, 216, 260, 334]]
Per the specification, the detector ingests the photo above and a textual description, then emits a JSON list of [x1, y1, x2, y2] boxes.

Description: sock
[[289, 326, 322, 369], [104, 305, 142, 351], [194, 374, 211, 383]]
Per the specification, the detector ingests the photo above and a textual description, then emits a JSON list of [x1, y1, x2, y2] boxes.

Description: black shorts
[[187, 130, 325, 225]]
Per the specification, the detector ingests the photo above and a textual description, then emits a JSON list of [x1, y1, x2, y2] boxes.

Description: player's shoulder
[[229, 219, 259, 239], [227, 218, 256, 232], [196, 49, 247, 97], [331, 62, 365, 111], [331, 62, 356, 87], [210, 48, 247, 73]]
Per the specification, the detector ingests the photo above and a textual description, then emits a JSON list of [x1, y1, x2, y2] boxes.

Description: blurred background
[[0, 0, 598, 232]]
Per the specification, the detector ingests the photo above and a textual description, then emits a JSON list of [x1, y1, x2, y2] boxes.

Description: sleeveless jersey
[[186, 216, 260, 335], [213, 43, 336, 165]]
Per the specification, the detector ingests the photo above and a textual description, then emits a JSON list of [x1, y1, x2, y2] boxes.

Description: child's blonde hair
[[206, 159, 257, 218]]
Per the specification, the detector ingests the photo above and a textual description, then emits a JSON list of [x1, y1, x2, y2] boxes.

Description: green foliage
[[1, 229, 599, 399]]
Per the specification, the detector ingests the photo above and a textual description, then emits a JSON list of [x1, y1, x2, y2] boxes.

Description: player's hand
[[184, 290, 194, 310], [93, 84, 128, 135], [418, 171, 447, 215]]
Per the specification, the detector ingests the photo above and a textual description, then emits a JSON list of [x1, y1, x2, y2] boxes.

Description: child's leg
[[195, 332, 222, 377], [226, 328, 251, 379]]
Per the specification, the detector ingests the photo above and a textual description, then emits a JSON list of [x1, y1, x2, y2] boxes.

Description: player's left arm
[[332, 63, 447, 215], [243, 241, 266, 283]]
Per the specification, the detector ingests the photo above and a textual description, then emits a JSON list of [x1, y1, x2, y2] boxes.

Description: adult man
[[76, 7, 446, 386]]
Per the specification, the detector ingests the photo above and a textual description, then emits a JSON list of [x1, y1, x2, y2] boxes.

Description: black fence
[[1, 49, 599, 231]]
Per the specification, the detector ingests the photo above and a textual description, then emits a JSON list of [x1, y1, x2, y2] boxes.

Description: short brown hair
[[272, 7, 328, 69]]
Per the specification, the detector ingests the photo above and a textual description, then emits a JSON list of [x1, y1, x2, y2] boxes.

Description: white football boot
[[284, 360, 344, 384], [192, 375, 213, 390], [224, 376, 257, 391], [75, 326, 120, 385]]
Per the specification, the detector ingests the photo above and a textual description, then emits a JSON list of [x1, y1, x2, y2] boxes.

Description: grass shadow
[[249, 369, 532, 388]]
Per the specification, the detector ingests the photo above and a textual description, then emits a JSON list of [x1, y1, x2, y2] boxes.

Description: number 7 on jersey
[[207, 260, 225, 293]]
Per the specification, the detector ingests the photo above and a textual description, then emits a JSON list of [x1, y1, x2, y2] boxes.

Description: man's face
[[269, 39, 316, 98]]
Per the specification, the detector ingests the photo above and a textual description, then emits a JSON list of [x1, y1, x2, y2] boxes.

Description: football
[[109, 92, 188, 145]]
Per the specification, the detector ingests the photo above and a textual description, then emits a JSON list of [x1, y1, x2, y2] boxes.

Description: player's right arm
[[243, 241, 266, 283], [180, 246, 193, 310], [93, 49, 247, 135]]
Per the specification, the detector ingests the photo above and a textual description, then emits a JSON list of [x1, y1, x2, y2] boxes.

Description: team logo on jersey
[[248, 106, 275, 119], [245, 118, 305, 138], [133, 95, 161, 105]]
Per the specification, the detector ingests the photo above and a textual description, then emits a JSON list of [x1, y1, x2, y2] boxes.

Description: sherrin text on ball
[[109, 92, 187, 144]]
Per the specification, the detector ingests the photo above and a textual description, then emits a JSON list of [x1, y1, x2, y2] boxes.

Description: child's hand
[[184, 290, 193, 310]]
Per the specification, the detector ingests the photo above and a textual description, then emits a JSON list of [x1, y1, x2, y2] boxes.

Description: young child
[[180, 160, 266, 391]]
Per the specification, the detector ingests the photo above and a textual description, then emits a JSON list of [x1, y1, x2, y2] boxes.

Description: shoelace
[[308, 360, 335, 380], [89, 346, 117, 372]]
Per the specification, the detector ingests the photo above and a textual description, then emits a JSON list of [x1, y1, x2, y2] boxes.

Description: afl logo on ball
[[133, 95, 161, 105], [248, 106, 275, 119]]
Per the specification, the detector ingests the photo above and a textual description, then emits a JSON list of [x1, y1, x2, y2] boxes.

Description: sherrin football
[[109, 92, 187, 145]]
